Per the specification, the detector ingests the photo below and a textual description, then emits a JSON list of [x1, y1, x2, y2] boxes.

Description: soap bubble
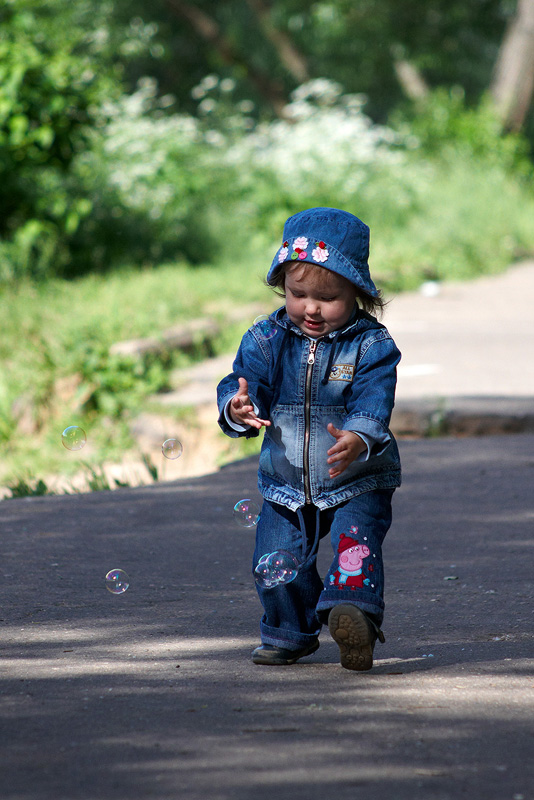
[[267, 550, 300, 585], [254, 554, 277, 588], [105, 569, 130, 594], [61, 426, 86, 451], [162, 438, 183, 459], [233, 499, 260, 528], [253, 315, 277, 340], [254, 550, 300, 589]]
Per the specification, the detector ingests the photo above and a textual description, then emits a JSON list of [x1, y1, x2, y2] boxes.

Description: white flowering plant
[[221, 81, 534, 290], [208, 80, 431, 267], [4, 69, 533, 287]]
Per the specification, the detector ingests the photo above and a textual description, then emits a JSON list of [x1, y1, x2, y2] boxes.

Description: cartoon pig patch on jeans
[[329, 526, 373, 590]]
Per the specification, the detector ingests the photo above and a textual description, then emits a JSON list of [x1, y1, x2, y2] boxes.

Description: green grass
[[0, 253, 278, 490], [366, 158, 534, 291], [1, 153, 534, 494]]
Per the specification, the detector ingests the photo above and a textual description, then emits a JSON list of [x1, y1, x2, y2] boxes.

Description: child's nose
[[306, 300, 321, 316]]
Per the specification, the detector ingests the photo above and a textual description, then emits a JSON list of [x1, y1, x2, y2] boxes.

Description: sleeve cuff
[[352, 431, 375, 462], [224, 398, 260, 432], [344, 415, 391, 459]]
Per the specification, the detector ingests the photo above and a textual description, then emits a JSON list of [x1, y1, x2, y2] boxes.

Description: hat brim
[[267, 237, 379, 298]]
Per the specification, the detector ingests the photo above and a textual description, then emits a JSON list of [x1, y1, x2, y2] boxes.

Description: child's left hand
[[326, 423, 366, 478]]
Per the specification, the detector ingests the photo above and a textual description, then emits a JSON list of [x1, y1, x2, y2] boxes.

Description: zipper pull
[[307, 340, 317, 365]]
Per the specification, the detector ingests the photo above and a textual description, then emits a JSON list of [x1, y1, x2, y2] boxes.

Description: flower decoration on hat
[[312, 240, 329, 263], [277, 235, 330, 266], [278, 242, 289, 263], [290, 236, 309, 261]]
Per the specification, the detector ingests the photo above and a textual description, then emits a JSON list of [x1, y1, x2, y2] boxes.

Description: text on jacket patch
[[329, 364, 355, 381]]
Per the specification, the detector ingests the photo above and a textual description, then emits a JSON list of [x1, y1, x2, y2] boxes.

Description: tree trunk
[[165, 0, 289, 117], [490, 0, 534, 131], [244, 0, 310, 84], [393, 58, 429, 103]]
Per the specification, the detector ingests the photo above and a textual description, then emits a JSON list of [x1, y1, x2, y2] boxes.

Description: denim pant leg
[[254, 500, 324, 650], [315, 489, 394, 626]]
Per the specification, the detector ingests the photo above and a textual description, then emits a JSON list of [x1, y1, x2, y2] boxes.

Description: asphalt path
[[1, 433, 533, 800]]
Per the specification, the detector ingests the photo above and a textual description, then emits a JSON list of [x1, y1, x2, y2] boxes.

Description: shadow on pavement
[[1, 435, 533, 800]]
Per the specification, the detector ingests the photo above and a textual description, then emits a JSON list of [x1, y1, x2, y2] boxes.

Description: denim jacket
[[217, 307, 401, 511]]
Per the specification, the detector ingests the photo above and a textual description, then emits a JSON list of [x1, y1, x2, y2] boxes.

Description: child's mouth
[[305, 319, 323, 328]]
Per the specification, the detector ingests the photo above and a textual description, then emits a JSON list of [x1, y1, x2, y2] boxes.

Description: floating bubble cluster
[[268, 550, 300, 583], [61, 426, 86, 451], [162, 438, 183, 459], [253, 314, 277, 340], [254, 550, 300, 589], [105, 569, 130, 594], [254, 555, 276, 588], [233, 499, 260, 528]]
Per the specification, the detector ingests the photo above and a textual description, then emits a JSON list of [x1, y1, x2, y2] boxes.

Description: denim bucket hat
[[266, 207, 378, 298]]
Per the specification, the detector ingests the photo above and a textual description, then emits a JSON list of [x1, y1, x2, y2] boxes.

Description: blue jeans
[[253, 490, 394, 650]]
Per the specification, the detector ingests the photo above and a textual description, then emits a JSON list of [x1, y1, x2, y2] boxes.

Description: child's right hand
[[229, 377, 271, 429]]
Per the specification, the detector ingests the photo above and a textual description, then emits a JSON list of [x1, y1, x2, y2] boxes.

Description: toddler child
[[217, 207, 401, 670]]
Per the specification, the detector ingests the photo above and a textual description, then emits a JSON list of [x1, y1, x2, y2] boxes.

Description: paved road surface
[[1, 434, 533, 800], [161, 260, 534, 440]]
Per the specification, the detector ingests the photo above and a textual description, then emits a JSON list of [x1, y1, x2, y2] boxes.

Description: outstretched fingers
[[229, 378, 271, 428]]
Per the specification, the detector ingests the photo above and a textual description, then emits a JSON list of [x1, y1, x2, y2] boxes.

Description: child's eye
[[321, 296, 337, 302]]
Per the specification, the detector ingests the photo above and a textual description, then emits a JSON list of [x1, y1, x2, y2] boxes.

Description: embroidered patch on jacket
[[329, 364, 354, 381]]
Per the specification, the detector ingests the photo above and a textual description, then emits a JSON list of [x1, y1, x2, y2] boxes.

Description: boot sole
[[328, 605, 374, 671], [252, 641, 320, 665]]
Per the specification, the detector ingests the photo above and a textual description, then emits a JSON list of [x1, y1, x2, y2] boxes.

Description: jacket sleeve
[[216, 329, 273, 438], [343, 332, 401, 457]]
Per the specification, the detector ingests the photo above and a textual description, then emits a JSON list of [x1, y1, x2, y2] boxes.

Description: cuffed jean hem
[[260, 620, 321, 651], [316, 588, 385, 626]]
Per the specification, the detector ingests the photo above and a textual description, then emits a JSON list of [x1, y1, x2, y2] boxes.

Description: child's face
[[284, 263, 357, 338]]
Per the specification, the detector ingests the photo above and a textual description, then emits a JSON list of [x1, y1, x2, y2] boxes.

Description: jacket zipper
[[303, 339, 317, 504]]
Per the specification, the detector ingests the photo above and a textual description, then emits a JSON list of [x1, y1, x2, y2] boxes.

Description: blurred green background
[[1, 0, 534, 494]]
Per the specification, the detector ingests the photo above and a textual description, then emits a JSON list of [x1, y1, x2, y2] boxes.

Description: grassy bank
[[2, 147, 534, 494], [0, 254, 275, 492]]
